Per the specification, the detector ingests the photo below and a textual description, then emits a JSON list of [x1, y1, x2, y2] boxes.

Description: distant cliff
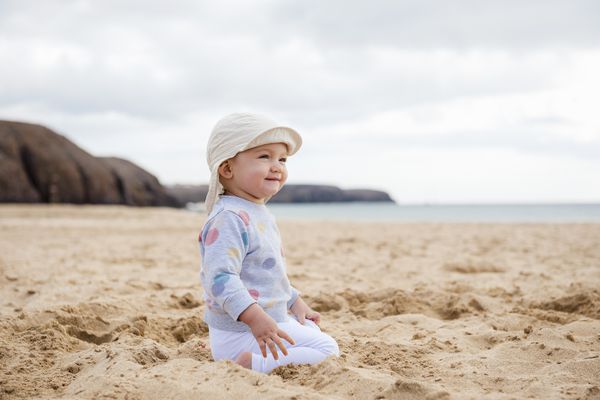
[[272, 185, 394, 203], [0, 120, 177, 207], [166, 184, 394, 205]]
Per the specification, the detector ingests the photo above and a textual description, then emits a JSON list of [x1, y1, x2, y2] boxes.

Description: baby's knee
[[320, 334, 340, 357]]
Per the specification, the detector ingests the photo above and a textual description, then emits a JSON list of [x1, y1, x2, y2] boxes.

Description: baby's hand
[[238, 304, 295, 359], [290, 296, 321, 326]]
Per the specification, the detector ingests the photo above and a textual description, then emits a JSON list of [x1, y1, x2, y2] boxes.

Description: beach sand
[[1, 205, 599, 399]]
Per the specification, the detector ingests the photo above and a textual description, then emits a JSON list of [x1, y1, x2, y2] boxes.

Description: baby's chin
[[264, 179, 282, 187], [262, 181, 283, 196]]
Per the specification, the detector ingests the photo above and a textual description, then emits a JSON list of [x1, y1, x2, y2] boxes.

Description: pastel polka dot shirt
[[199, 195, 299, 332]]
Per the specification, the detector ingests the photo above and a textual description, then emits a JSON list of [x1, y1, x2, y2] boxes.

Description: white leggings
[[209, 318, 340, 373]]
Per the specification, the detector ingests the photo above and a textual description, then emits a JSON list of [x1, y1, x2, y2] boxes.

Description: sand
[[1, 205, 599, 399]]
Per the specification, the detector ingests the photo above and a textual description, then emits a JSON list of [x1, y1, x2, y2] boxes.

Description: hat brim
[[243, 127, 302, 155]]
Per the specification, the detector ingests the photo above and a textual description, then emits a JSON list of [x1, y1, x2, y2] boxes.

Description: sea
[[187, 202, 600, 223]]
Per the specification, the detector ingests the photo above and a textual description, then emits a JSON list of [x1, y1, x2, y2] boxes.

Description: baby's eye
[[279, 157, 287, 163], [258, 154, 270, 159]]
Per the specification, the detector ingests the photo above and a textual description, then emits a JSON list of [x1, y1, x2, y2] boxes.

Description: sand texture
[[1, 205, 599, 399]]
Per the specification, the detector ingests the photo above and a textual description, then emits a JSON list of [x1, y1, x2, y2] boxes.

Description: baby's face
[[220, 142, 289, 204]]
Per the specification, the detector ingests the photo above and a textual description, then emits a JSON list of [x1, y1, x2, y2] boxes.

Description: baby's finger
[[273, 336, 289, 356], [297, 313, 306, 325], [259, 340, 267, 358], [266, 338, 279, 360], [278, 329, 296, 346], [310, 313, 321, 325]]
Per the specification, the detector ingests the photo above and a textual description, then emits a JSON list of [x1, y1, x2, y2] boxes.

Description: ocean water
[[189, 202, 600, 222]]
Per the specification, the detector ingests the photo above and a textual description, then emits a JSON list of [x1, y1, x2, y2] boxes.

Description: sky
[[1, 0, 599, 203]]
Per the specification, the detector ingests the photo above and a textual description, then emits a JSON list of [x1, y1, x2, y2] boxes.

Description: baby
[[199, 113, 339, 373]]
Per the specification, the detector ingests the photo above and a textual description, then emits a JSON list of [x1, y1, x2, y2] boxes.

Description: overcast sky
[[1, 0, 599, 203]]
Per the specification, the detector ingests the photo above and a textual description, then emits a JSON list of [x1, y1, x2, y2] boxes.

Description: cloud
[[2, 0, 595, 120], [270, 0, 600, 50], [0, 0, 599, 202]]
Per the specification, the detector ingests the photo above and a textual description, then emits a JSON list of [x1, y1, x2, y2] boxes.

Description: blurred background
[[1, 0, 599, 205]]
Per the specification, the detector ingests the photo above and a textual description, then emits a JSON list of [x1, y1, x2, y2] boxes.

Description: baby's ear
[[218, 160, 233, 179]]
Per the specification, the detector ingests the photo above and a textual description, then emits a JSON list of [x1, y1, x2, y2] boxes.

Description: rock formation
[[0, 120, 177, 207], [271, 185, 394, 203], [166, 184, 394, 205]]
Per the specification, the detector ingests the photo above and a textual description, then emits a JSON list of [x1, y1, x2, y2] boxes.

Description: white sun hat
[[204, 112, 302, 213]]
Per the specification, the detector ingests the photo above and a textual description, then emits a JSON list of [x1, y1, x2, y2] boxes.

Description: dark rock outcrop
[[338, 189, 393, 202], [101, 157, 177, 207], [0, 120, 177, 207], [271, 185, 346, 203], [166, 184, 394, 205], [272, 185, 394, 203]]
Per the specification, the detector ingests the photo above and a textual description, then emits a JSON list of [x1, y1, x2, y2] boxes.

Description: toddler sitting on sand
[[198, 113, 339, 373]]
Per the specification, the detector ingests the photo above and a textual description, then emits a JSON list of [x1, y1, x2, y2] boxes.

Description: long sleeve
[[200, 210, 256, 321], [287, 286, 300, 309]]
